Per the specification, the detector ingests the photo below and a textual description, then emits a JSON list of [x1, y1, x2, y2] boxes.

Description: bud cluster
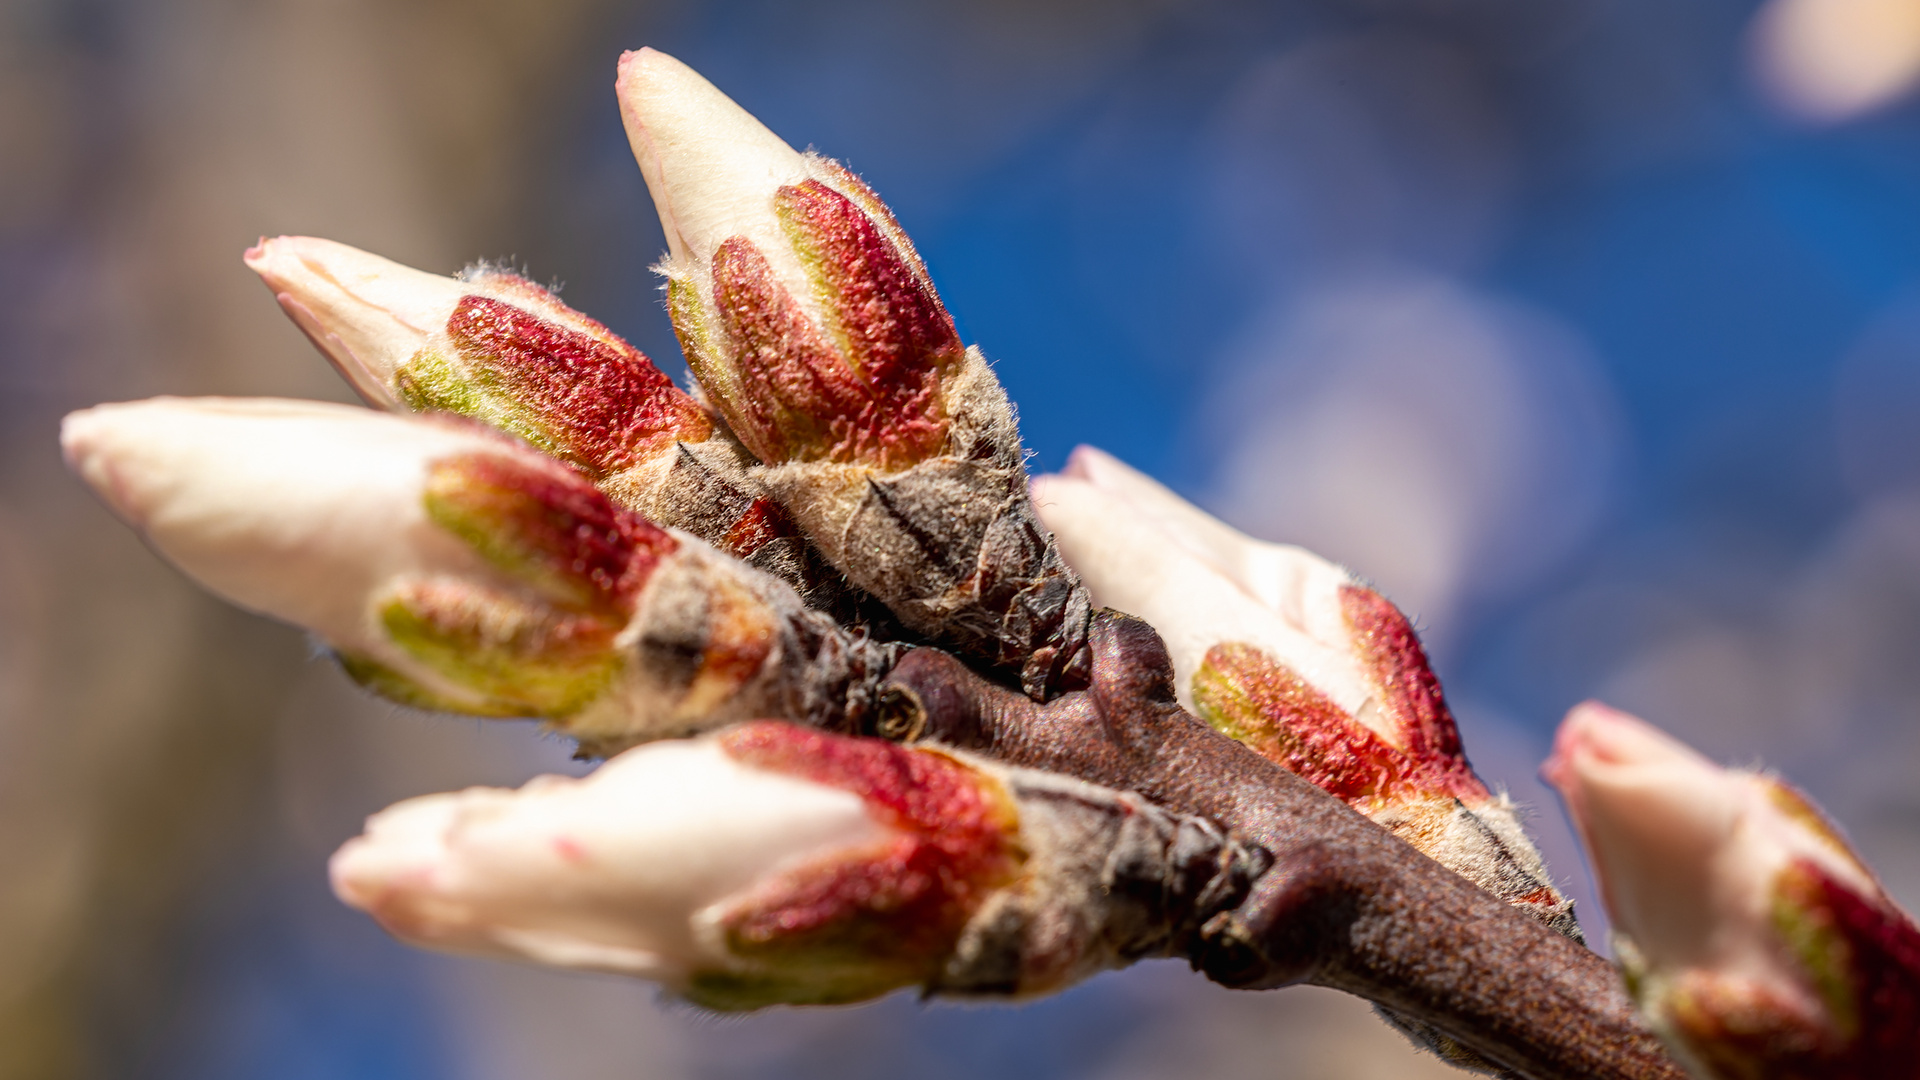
[[63, 46, 1704, 1057], [61, 398, 895, 754], [332, 721, 1268, 1009]]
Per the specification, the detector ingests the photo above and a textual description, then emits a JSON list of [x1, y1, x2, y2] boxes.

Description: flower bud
[[1544, 702, 1920, 1079], [616, 49, 968, 470], [332, 721, 1267, 1009], [61, 397, 895, 752], [245, 236, 713, 475], [1034, 446, 1577, 938], [617, 49, 1089, 698], [331, 732, 891, 996]]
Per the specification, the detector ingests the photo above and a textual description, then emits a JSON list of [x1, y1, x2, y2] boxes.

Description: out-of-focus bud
[[332, 721, 1269, 1009], [242, 237, 867, 618], [1750, 0, 1920, 124], [1034, 446, 1576, 936], [618, 48, 1090, 699], [61, 398, 896, 753], [1544, 702, 1920, 1080]]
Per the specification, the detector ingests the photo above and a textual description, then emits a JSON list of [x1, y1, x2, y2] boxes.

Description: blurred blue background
[[7, 0, 1920, 1076]]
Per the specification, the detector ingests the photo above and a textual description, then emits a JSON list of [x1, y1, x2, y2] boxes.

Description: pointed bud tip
[[329, 792, 462, 917], [242, 237, 466, 408], [614, 48, 727, 121], [242, 235, 444, 305], [241, 234, 332, 288], [62, 397, 298, 529], [615, 47, 806, 267], [327, 835, 385, 913], [1059, 444, 1118, 484], [61, 403, 146, 527], [614, 46, 671, 85], [1544, 700, 1710, 796]]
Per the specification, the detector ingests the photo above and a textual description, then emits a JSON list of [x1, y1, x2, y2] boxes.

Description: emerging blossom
[[245, 236, 713, 470], [616, 49, 1090, 699], [1544, 702, 1920, 1080], [617, 48, 969, 471], [1033, 446, 1576, 936], [61, 398, 894, 753], [332, 721, 1268, 1009], [1036, 445, 1587, 1071]]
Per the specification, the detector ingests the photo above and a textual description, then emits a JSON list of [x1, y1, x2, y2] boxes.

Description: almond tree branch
[[875, 612, 1685, 1080]]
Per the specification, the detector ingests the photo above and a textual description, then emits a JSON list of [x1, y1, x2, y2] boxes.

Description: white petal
[[1055, 445, 1356, 644], [244, 237, 467, 408], [1549, 703, 1743, 969], [1546, 702, 1881, 986], [616, 49, 809, 271], [329, 738, 887, 980], [61, 397, 499, 658], [1033, 472, 1371, 718], [1059, 446, 1273, 594]]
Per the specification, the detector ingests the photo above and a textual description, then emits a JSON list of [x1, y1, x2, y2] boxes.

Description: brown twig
[[872, 611, 1685, 1080]]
